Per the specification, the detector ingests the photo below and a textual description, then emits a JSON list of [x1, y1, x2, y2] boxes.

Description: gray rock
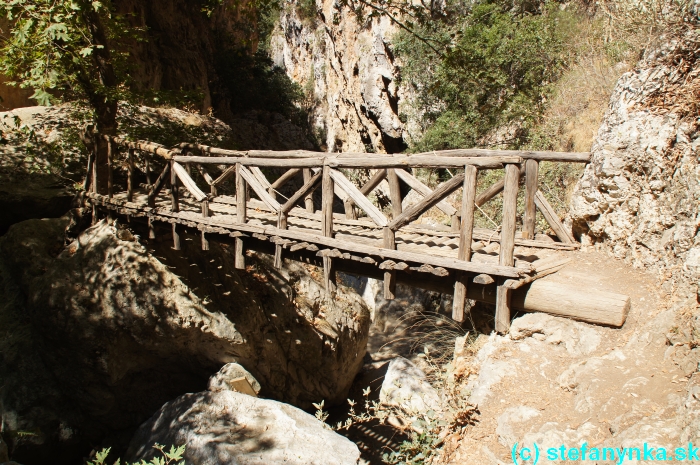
[[379, 357, 442, 415], [208, 362, 261, 395], [510, 313, 601, 356], [0, 217, 370, 461], [496, 406, 541, 447], [125, 390, 360, 465]]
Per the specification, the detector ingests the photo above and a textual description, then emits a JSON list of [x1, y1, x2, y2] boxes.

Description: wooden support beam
[[269, 168, 302, 200], [281, 170, 322, 214], [523, 159, 539, 240], [201, 199, 209, 218], [148, 163, 171, 208], [238, 165, 282, 212], [394, 168, 457, 217], [389, 173, 466, 231], [145, 156, 152, 187], [303, 169, 315, 212], [197, 165, 217, 196], [107, 139, 114, 199], [475, 165, 526, 207], [148, 216, 156, 239], [170, 160, 179, 213], [328, 168, 388, 227], [126, 149, 134, 203], [383, 227, 396, 300], [212, 166, 236, 187], [535, 191, 575, 244], [172, 162, 207, 201], [275, 212, 288, 269], [452, 165, 478, 322], [235, 163, 246, 270], [495, 163, 520, 333], [344, 169, 388, 219], [322, 165, 336, 293], [84, 151, 94, 193], [172, 223, 181, 250], [387, 169, 402, 219], [201, 230, 209, 251]]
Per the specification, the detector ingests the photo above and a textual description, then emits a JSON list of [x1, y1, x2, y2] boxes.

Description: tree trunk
[[79, 1, 118, 195]]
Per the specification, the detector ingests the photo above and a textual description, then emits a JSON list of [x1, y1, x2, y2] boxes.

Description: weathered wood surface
[[452, 165, 478, 322]]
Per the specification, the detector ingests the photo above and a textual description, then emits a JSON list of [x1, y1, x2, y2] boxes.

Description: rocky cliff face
[[269, 1, 407, 153], [570, 31, 700, 291], [0, 216, 370, 464]]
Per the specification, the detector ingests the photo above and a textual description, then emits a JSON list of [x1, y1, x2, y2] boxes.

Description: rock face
[[0, 217, 370, 464], [125, 390, 361, 465], [270, 1, 406, 153], [379, 357, 442, 415], [569, 33, 700, 288]]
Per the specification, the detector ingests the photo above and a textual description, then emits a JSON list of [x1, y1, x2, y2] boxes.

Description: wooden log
[[148, 163, 171, 208], [535, 191, 575, 244], [269, 168, 302, 200], [170, 160, 179, 213], [238, 165, 281, 212], [127, 148, 134, 202], [275, 212, 288, 269], [202, 230, 209, 251], [235, 163, 247, 270], [212, 166, 236, 187], [303, 169, 314, 212], [145, 156, 152, 187], [84, 151, 94, 193], [475, 165, 526, 207], [173, 223, 181, 250], [523, 159, 539, 240], [148, 216, 156, 239], [106, 139, 114, 199], [473, 274, 495, 285], [170, 162, 203, 202], [387, 169, 402, 219], [495, 164, 521, 333], [328, 168, 388, 227], [281, 170, 322, 214], [453, 165, 478, 322], [389, 173, 466, 231], [394, 168, 457, 217], [383, 227, 396, 300], [322, 165, 336, 292], [201, 199, 209, 218], [344, 169, 387, 219]]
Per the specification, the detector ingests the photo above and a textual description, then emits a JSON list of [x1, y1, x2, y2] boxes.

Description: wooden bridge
[[83, 134, 629, 332]]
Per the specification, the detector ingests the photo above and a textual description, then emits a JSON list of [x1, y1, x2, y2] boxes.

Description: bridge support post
[[495, 163, 520, 333], [235, 163, 247, 270], [383, 227, 396, 300], [523, 159, 539, 240], [322, 165, 336, 293], [303, 169, 314, 212], [452, 165, 478, 322], [172, 224, 181, 251], [275, 212, 288, 269]]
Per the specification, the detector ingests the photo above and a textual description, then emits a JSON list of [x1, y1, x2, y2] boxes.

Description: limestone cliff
[[570, 30, 700, 289], [270, 0, 407, 153]]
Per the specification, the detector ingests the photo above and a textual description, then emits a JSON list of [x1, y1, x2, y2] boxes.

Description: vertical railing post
[[452, 165, 478, 322], [170, 159, 180, 250], [127, 148, 134, 203], [322, 164, 336, 293], [303, 168, 314, 212], [145, 155, 152, 188], [383, 227, 396, 300], [107, 138, 113, 199], [387, 169, 402, 219], [275, 211, 288, 269], [235, 163, 247, 270], [495, 163, 520, 333], [523, 159, 539, 240]]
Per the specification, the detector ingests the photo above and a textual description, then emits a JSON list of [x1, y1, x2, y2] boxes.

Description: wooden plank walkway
[[84, 133, 590, 332]]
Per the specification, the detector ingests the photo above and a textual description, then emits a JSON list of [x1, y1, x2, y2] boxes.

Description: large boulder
[[0, 217, 370, 464], [125, 390, 361, 465]]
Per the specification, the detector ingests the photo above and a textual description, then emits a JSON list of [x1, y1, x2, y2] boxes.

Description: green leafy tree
[[0, 0, 129, 192]]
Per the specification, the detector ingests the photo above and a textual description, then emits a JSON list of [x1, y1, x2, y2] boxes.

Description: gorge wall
[[570, 31, 700, 293], [269, 0, 407, 153]]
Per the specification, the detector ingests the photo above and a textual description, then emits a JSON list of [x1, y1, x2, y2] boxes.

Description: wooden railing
[[84, 133, 590, 332]]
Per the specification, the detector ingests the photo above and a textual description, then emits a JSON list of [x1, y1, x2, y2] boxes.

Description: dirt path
[[443, 249, 697, 464]]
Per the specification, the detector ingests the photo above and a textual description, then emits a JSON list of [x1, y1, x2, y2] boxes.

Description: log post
[[452, 165, 478, 322], [303, 168, 314, 212], [170, 160, 179, 213], [148, 216, 156, 239], [387, 169, 402, 219], [127, 148, 134, 203], [235, 163, 247, 270], [107, 139, 114, 199], [201, 230, 209, 251], [172, 223, 181, 251], [322, 165, 336, 293], [495, 163, 520, 333], [275, 212, 288, 269], [344, 199, 357, 220], [451, 213, 461, 232], [383, 227, 396, 300], [145, 155, 152, 187], [523, 159, 539, 240]]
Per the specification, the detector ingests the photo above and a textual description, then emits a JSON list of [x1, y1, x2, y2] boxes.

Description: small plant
[[87, 443, 186, 465], [313, 399, 329, 423]]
